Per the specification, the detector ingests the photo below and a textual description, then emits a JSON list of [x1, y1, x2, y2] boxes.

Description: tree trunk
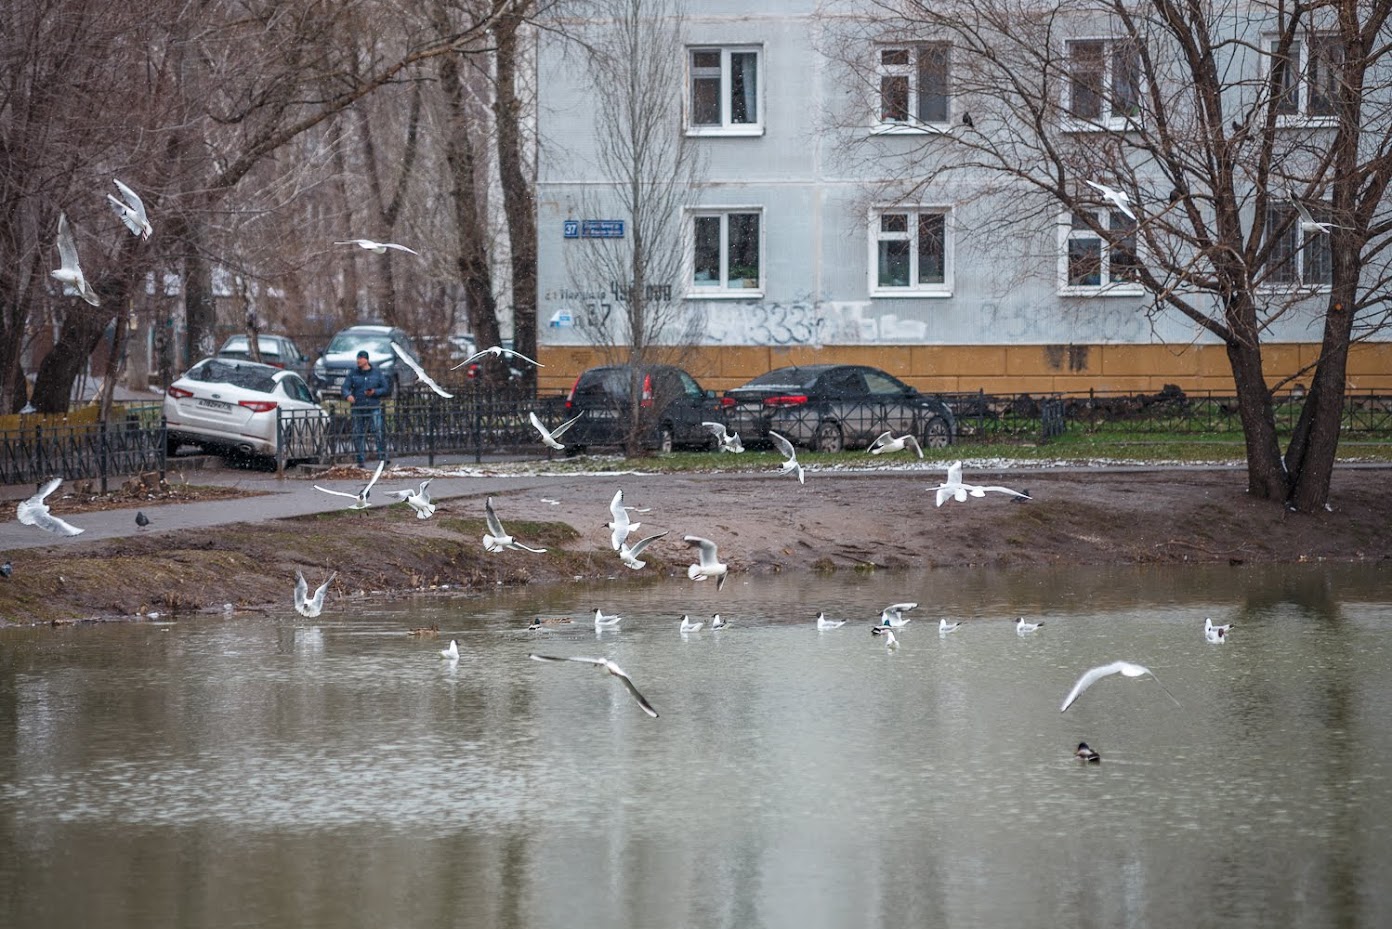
[[1286, 294, 1355, 512], [331, 119, 361, 322], [184, 227, 217, 368], [31, 301, 117, 413], [98, 305, 131, 423], [493, 7, 538, 386], [1224, 334, 1288, 501]]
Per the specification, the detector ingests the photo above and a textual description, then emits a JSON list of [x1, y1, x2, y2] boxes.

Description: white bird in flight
[[869, 431, 923, 458], [593, 608, 622, 629], [51, 213, 99, 306], [939, 619, 962, 633], [385, 479, 435, 519], [619, 530, 668, 570], [440, 639, 460, 660], [679, 615, 704, 633], [702, 421, 745, 453], [528, 653, 658, 717], [314, 459, 385, 510], [107, 179, 152, 239], [452, 345, 543, 370], [768, 430, 805, 484], [529, 410, 584, 450], [336, 238, 420, 256], [293, 570, 336, 618], [1059, 661, 1182, 712], [1015, 617, 1044, 634], [1287, 189, 1349, 235], [934, 460, 1031, 506], [816, 613, 847, 630], [482, 496, 547, 554], [879, 602, 918, 627], [389, 342, 452, 399], [684, 535, 728, 591], [1084, 179, 1137, 222], [605, 489, 641, 551], [882, 629, 901, 650], [16, 477, 84, 536]]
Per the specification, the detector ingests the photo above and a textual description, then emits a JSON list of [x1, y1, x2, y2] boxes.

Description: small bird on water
[[1075, 742, 1101, 763], [135, 511, 150, 528]]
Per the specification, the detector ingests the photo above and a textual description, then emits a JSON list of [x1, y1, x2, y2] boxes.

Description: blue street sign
[[563, 220, 579, 238], [581, 220, 624, 238]]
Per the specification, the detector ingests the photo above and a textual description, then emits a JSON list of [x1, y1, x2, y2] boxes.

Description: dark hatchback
[[562, 364, 723, 453], [721, 364, 956, 452]]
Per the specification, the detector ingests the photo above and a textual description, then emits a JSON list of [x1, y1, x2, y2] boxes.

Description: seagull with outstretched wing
[[389, 342, 452, 398], [529, 653, 659, 717], [314, 460, 386, 510], [16, 477, 84, 536]]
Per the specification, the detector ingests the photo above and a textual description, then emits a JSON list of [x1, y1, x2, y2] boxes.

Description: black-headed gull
[[679, 615, 704, 633], [440, 639, 460, 660], [1205, 626, 1228, 644], [768, 430, 805, 484], [879, 602, 918, 626], [939, 619, 962, 633], [314, 460, 385, 510], [1084, 179, 1136, 222], [528, 653, 658, 717], [529, 410, 584, 450], [605, 489, 641, 550], [869, 431, 923, 458], [294, 570, 336, 618], [385, 479, 435, 519], [1015, 617, 1044, 634], [1287, 189, 1349, 234], [702, 421, 745, 453], [107, 179, 152, 239], [453, 345, 543, 370], [684, 535, 728, 590], [1204, 617, 1233, 636], [934, 460, 1030, 506], [1060, 661, 1181, 712], [16, 478, 83, 536], [51, 213, 99, 306], [816, 613, 847, 630], [710, 613, 729, 630], [619, 530, 668, 570], [482, 497, 547, 553], [593, 608, 622, 629], [389, 342, 452, 398], [1075, 742, 1102, 763], [336, 238, 420, 256], [882, 629, 901, 650]]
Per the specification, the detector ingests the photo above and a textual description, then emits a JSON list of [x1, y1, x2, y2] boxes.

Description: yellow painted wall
[[535, 342, 1392, 396]]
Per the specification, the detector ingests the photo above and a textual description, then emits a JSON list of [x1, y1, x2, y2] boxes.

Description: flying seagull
[[768, 430, 805, 484], [440, 639, 460, 660], [816, 613, 847, 630], [882, 629, 901, 650], [1287, 189, 1350, 235], [16, 477, 83, 536], [1059, 661, 1181, 712], [869, 431, 924, 458], [335, 238, 420, 256], [529, 410, 584, 450], [135, 510, 150, 529], [879, 602, 918, 627], [294, 570, 336, 618], [619, 530, 669, 570], [314, 459, 386, 510], [482, 496, 547, 553], [684, 535, 728, 591], [385, 479, 435, 519], [605, 489, 641, 551], [51, 213, 99, 307], [528, 654, 659, 717], [107, 179, 152, 239], [389, 342, 452, 399], [1084, 179, 1137, 222], [679, 615, 704, 633], [452, 345, 543, 370], [934, 460, 1031, 506], [702, 421, 745, 453]]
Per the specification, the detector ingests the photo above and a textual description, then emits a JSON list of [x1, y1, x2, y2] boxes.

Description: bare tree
[[824, 0, 1392, 510]]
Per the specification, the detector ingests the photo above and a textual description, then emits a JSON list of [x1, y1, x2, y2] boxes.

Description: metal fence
[[0, 411, 167, 489]]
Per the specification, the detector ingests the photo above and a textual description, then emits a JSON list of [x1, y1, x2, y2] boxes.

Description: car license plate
[[198, 399, 233, 411], [587, 409, 618, 420]]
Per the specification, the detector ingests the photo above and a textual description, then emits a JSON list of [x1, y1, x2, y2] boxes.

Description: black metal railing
[[0, 415, 166, 489]]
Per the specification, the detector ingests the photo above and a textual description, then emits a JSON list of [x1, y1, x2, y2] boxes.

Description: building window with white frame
[[1264, 203, 1332, 286], [1271, 34, 1342, 119], [1062, 210, 1139, 291], [871, 208, 950, 294], [688, 47, 761, 134], [691, 210, 762, 292], [876, 44, 950, 128], [1066, 39, 1142, 126]]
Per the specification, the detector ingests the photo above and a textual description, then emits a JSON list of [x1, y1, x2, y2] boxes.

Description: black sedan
[[721, 364, 955, 452]]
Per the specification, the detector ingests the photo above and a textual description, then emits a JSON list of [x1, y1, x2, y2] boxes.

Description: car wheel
[[922, 415, 952, 449], [658, 425, 675, 454], [814, 421, 844, 453], [165, 433, 180, 458]]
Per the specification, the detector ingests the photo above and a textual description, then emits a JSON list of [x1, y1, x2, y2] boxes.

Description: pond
[[3, 564, 1391, 928]]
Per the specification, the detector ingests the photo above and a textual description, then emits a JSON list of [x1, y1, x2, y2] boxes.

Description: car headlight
[[313, 359, 325, 376]]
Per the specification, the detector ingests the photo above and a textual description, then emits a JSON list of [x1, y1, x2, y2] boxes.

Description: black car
[[215, 334, 312, 383], [562, 364, 723, 453], [721, 364, 956, 452], [310, 324, 422, 399]]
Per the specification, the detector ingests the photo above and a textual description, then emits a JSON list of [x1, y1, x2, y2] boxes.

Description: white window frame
[[868, 207, 953, 297], [1261, 201, 1333, 291], [871, 43, 952, 135], [1057, 209, 1143, 296], [686, 206, 765, 298], [1063, 37, 1143, 131], [686, 46, 764, 137], [1268, 33, 1341, 125]]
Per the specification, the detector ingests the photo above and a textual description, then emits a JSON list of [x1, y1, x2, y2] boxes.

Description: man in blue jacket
[[342, 350, 391, 467]]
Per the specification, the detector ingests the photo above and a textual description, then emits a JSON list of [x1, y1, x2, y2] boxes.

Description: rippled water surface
[[3, 564, 1392, 928]]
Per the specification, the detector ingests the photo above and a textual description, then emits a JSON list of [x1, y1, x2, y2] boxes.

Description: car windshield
[[327, 334, 392, 355], [220, 336, 286, 357], [189, 360, 277, 393], [739, 368, 822, 390]]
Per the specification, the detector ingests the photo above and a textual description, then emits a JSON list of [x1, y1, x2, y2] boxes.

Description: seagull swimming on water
[[528, 654, 659, 717], [869, 431, 924, 458], [1204, 617, 1233, 636], [593, 608, 622, 630], [1205, 625, 1227, 644], [679, 615, 704, 633], [16, 477, 84, 536], [1015, 617, 1044, 634], [710, 614, 729, 630], [879, 602, 918, 627], [107, 179, 152, 239], [294, 570, 336, 618], [768, 430, 805, 484], [816, 613, 847, 630], [453, 345, 543, 370], [1075, 742, 1102, 763], [51, 213, 99, 307], [684, 535, 728, 590], [529, 410, 584, 450], [1084, 179, 1137, 222], [702, 421, 745, 453], [440, 639, 460, 660], [336, 238, 420, 256], [385, 479, 435, 519], [939, 619, 962, 633], [482, 497, 547, 553], [314, 460, 385, 510], [1059, 661, 1182, 712], [389, 342, 452, 399], [619, 530, 668, 570]]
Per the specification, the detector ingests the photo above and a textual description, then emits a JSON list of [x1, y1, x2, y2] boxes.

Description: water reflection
[[2, 564, 1392, 928]]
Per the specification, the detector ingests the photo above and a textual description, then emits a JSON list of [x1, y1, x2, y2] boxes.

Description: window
[[1264, 203, 1332, 287], [876, 44, 950, 129], [688, 47, 762, 134], [871, 208, 951, 295], [1271, 35, 1341, 119], [1061, 210, 1139, 293], [1066, 39, 1142, 127], [690, 209, 762, 293]]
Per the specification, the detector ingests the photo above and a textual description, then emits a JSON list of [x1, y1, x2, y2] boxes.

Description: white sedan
[[164, 357, 328, 459]]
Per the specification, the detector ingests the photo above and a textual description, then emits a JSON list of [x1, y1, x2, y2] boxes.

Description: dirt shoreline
[[2, 467, 1389, 626]]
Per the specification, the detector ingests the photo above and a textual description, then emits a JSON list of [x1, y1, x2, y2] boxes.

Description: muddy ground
[[1, 466, 1388, 625]]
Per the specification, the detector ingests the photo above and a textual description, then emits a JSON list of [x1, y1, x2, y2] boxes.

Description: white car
[[164, 357, 328, 460]]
